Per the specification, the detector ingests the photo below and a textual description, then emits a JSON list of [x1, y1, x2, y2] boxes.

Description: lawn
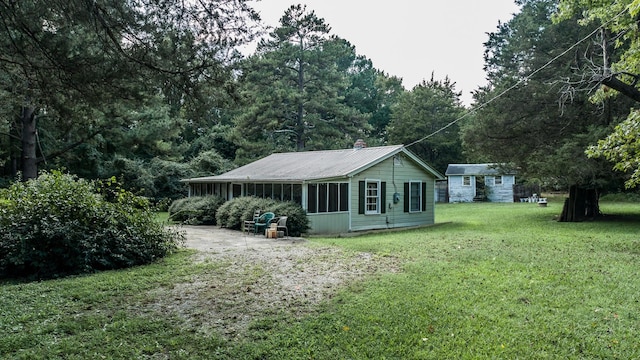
[[2, 198, 640, 359]]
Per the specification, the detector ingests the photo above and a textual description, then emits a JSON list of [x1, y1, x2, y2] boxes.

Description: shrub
[[216, 197, 309, 236], [600, 192, 640, 202], [0, 171, 184, 280], [168, 196, 225, 225]]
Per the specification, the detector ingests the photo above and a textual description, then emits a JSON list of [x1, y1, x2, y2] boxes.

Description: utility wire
[[406, 5, 631, 150]]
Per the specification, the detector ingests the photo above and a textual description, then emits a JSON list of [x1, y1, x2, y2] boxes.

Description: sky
[[248, 0, 521, 105]]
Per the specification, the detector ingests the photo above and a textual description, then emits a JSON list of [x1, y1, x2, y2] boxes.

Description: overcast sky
[[248, 0, 520, 105]]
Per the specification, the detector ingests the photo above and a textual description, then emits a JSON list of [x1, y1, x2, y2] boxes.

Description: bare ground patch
[[147, 234, 402, 340]]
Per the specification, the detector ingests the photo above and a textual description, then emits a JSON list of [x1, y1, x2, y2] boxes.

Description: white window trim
[[462, 176, 472, 186], [365, 179, 381, 215], [409, 180, 422, 213]]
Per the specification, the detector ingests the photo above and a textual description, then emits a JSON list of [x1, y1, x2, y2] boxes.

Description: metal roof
[[445, 163, 516, 176], [183, 145, 443, 183]]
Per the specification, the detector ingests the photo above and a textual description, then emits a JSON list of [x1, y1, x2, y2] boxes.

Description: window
[[494, 176, 503, 185], [365, 180, 380, 214], [307, 182, 349, 214], [405, 181, 426, 213], [409, 181, 422, 213], [359, 180, 385, 215], [462, 176, 472, 186]]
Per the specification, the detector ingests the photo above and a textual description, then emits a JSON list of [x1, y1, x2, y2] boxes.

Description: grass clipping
[[147, 244, 402, 340]]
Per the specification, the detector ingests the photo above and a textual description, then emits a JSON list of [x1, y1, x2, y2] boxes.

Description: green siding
[[307, 212, 350, 234], [350, 155, 435, 232]]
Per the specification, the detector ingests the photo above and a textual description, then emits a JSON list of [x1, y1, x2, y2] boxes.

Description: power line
[[406, 5, 630, 150]]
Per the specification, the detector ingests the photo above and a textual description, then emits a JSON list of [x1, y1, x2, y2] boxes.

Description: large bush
[[168, 196, 225, 225], [216, 197, 309, 236], [0, 171, 184, 280]]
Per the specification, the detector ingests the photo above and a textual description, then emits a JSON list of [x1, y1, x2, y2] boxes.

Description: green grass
[[3, 198, 640, 359]]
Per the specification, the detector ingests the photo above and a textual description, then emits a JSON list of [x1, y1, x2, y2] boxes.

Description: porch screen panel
[[273, 184, 282, 200], [308, 184, 318, 213], [328, 183, 339, 212], [318, 183, 328, 212], [292, 184, 302, 205], [339, 183, 348, 211], [283, 184, 292, 201], [264, 183, 273, 199]]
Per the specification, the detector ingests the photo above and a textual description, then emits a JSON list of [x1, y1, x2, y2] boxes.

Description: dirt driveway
[[161, 225, 402, 340]]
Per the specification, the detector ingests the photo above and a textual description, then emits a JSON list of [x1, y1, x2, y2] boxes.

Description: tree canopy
[[0, 0, 260, 182], [231, 5, 371, 162], [388, 76, 465, 174], [556, 0, 640, 188], [462, 0, 631, 191]]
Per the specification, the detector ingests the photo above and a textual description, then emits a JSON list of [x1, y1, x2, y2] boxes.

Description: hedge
[[0, 171, 184, 280], [215, 197, 309, 236]]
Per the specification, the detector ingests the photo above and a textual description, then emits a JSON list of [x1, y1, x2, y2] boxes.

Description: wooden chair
[[243, 210, 261, 236]]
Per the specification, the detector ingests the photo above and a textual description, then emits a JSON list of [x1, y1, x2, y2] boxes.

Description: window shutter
[[422, 181, 428, 211], [358, 181, 365, 214], [381, 182, 386, 214], [404, 182, 409, 212]]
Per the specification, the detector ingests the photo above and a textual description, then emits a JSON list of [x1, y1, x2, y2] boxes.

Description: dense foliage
[[388, 76, 466, 174], [0, 1, 467, 200], [168, 196, 226, 225], [556, 0, 640, 188], [232, 5, 372, 162], [0, 0, 259, 185], [462, 0, 631, 192], [215, 197, 309, 236], [0, 172, 184, 279], [4, 0, 639, 209]]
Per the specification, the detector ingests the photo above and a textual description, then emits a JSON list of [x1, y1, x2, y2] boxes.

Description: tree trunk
[[21, 105, 38, 181], [9, 118, 18, 178], [558, 185, 601, 222]]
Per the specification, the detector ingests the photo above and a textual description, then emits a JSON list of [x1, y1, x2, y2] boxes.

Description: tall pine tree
[[232, 5, 369, 162]]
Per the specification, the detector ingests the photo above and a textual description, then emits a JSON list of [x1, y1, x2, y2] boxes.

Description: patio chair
[[254, 212, 275, 235], [275, 216, 289, 238], [243, 210, 261, 236]]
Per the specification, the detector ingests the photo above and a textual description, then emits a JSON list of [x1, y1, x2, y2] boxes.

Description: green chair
[[254, 212, 275, 235]]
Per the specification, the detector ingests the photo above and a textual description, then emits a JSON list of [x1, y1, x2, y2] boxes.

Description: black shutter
[[381, 182, 386, 214], [422, 181, 428, 211], [358, 181, 365, 214], [404, 182, 409, 212]]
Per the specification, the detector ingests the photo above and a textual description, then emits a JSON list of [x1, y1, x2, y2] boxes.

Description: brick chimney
[[353, 139, 367, 149]]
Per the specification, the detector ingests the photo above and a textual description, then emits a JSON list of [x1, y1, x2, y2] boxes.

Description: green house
[[181, 144, 443, 234]]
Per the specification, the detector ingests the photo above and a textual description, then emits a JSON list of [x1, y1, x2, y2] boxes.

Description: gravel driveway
[[179, 225, 307, 251], [159, 225, 402, 340]]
